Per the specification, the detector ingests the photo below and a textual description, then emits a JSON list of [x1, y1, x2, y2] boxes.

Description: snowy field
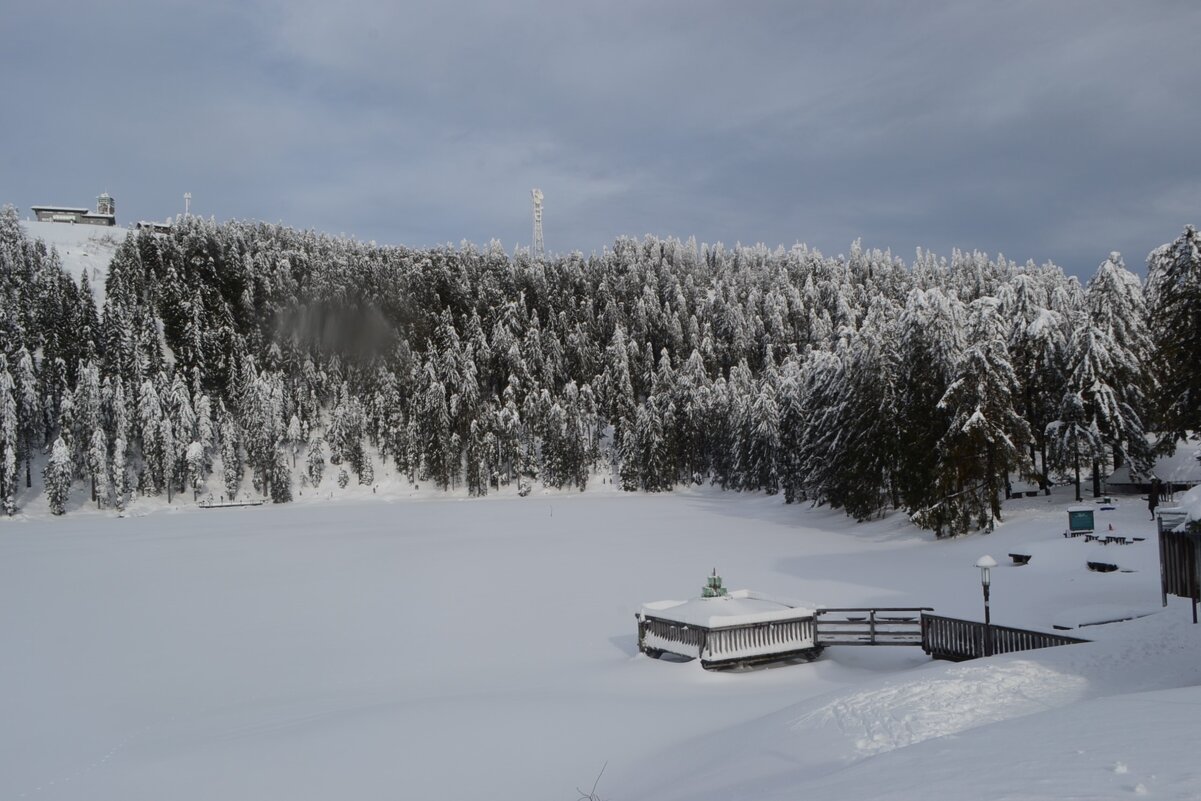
[[19, 220, 127, 305], [4, 489, 1201, 800]]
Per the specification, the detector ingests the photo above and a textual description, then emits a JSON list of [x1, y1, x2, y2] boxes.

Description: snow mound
[[787, 659, 1087, 759], [614, 612, 1201, 801]]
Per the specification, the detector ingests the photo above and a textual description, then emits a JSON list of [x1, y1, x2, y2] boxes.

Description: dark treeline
[[2, 205, 1199, 535]]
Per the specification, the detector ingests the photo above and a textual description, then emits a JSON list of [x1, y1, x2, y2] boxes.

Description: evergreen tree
[[86, 427, 109, 507], [1046, 392, 1103, 502], [43, 436, 73, 515], [13, 347, 40, 489], [306, 436, 326, 488], [1084, 252, 1152, 473], [933, 318, 1032, 535], [1147, 226, 1201, 443], [185, 441, 205, 500], [0, 361, 17, 514], [219, 405, 243, 499]]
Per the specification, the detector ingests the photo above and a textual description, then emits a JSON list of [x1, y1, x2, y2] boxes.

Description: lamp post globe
[[976, 554, 996, 587], [976, 555, 997, 655]]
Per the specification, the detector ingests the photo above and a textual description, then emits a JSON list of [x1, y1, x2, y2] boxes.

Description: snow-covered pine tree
[[185, 441, 205, 500], [72, 362, 103, 465], [286, 414, 302, 467], [306, 436, 325, 488], [111, 437, 127, 512], [86, 427, 109, 507], [1146, 226, 1201, 444], [43, 436, 73, 515], [0, 360, 17, 515], [270, 445, 293, 502], [219, 403, 243, 500], [1061, 309, 1148, 496], [827, 300, 901, 519], [895, 288, 963, 512], [110, 378, 130, 508], [1083, 252, 1153, 474], [13, 347, 40, 489], [932, 300, 1032, 535], [1046, 392, 1103, 502], [737, 380, 780, 495], [137, 380, 164, 495]]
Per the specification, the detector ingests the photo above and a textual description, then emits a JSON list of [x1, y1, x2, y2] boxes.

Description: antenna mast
[[184, 192, 192, 216], [531, 188, 544, 260]]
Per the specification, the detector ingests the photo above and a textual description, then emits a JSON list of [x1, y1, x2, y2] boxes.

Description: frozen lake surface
[[3, 490, 1200, 799]]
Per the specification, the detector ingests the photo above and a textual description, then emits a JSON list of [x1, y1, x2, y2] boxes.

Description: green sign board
[[1068, 509, 1095, 532]]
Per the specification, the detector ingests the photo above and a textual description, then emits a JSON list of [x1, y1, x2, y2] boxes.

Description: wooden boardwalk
[[815, 608, 931, 646], [638, 604, 1087, 669], [920, 613, 1088, 661]]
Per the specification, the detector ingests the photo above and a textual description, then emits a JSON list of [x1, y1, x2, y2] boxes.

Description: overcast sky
[[3, 2, 1198, 276]]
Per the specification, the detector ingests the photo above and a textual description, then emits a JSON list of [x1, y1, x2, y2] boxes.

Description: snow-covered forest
[[2, 205, 1198, 534]]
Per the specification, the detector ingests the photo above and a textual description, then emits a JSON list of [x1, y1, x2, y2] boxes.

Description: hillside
[[19, 219, 128, 307], [4, 209, 1196, 540]]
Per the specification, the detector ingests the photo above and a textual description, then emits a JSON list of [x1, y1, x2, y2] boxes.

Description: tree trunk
[[987, 443, 1000, 521], [1040, 442, 1050, 494], [1092, 459, 1102, 498], [1073, 457, 1082, 502]]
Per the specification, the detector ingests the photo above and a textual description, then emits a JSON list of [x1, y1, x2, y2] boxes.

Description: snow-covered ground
[[19, 220, 129, 306], [3, 489, 1200, 800]]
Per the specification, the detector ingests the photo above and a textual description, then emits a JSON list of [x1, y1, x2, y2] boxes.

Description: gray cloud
[[3, 1, 1198, 276]]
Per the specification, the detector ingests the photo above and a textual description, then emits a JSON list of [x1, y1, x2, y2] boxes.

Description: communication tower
[[531, 188, 544, 260]]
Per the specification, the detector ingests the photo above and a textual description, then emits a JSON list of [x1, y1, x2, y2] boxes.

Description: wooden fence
[[815, 608, 931, 646], [920, 613, 1087, 661], [1158, 513, 1201, 622]]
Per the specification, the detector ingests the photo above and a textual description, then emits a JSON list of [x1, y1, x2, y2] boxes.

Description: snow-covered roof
[[31, 205, 90, 213], [1108, 438, 1201, 484], [640, 589, 814, 629]]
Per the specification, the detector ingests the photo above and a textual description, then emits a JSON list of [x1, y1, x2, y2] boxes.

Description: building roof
[[1109, 437, 1201, 485], [31, 205, 90, 213], [640, 589, 814, 629]]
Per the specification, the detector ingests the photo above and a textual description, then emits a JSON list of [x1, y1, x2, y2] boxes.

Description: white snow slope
[[19, 220, 128, 306], [2, 489, 1200, 800]]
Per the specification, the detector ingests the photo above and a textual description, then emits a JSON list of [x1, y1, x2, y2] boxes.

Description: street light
[[976, 555, 997, 657]]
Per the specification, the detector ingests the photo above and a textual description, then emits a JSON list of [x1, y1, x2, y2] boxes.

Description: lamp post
[[976, 555, 996, 657]]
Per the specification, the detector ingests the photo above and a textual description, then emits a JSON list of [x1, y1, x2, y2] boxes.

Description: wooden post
[[1157, 513, 1167, 607]]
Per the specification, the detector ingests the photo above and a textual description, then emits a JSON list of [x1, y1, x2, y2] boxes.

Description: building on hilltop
[[31, 192, 117, 226], [135, 220, 172, 235]]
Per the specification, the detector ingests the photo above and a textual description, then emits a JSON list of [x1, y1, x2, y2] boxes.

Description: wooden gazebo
[[636, 572, 819, 669]]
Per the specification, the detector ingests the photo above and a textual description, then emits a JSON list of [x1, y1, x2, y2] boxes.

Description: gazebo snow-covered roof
[[636, 571, 819, 669]]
